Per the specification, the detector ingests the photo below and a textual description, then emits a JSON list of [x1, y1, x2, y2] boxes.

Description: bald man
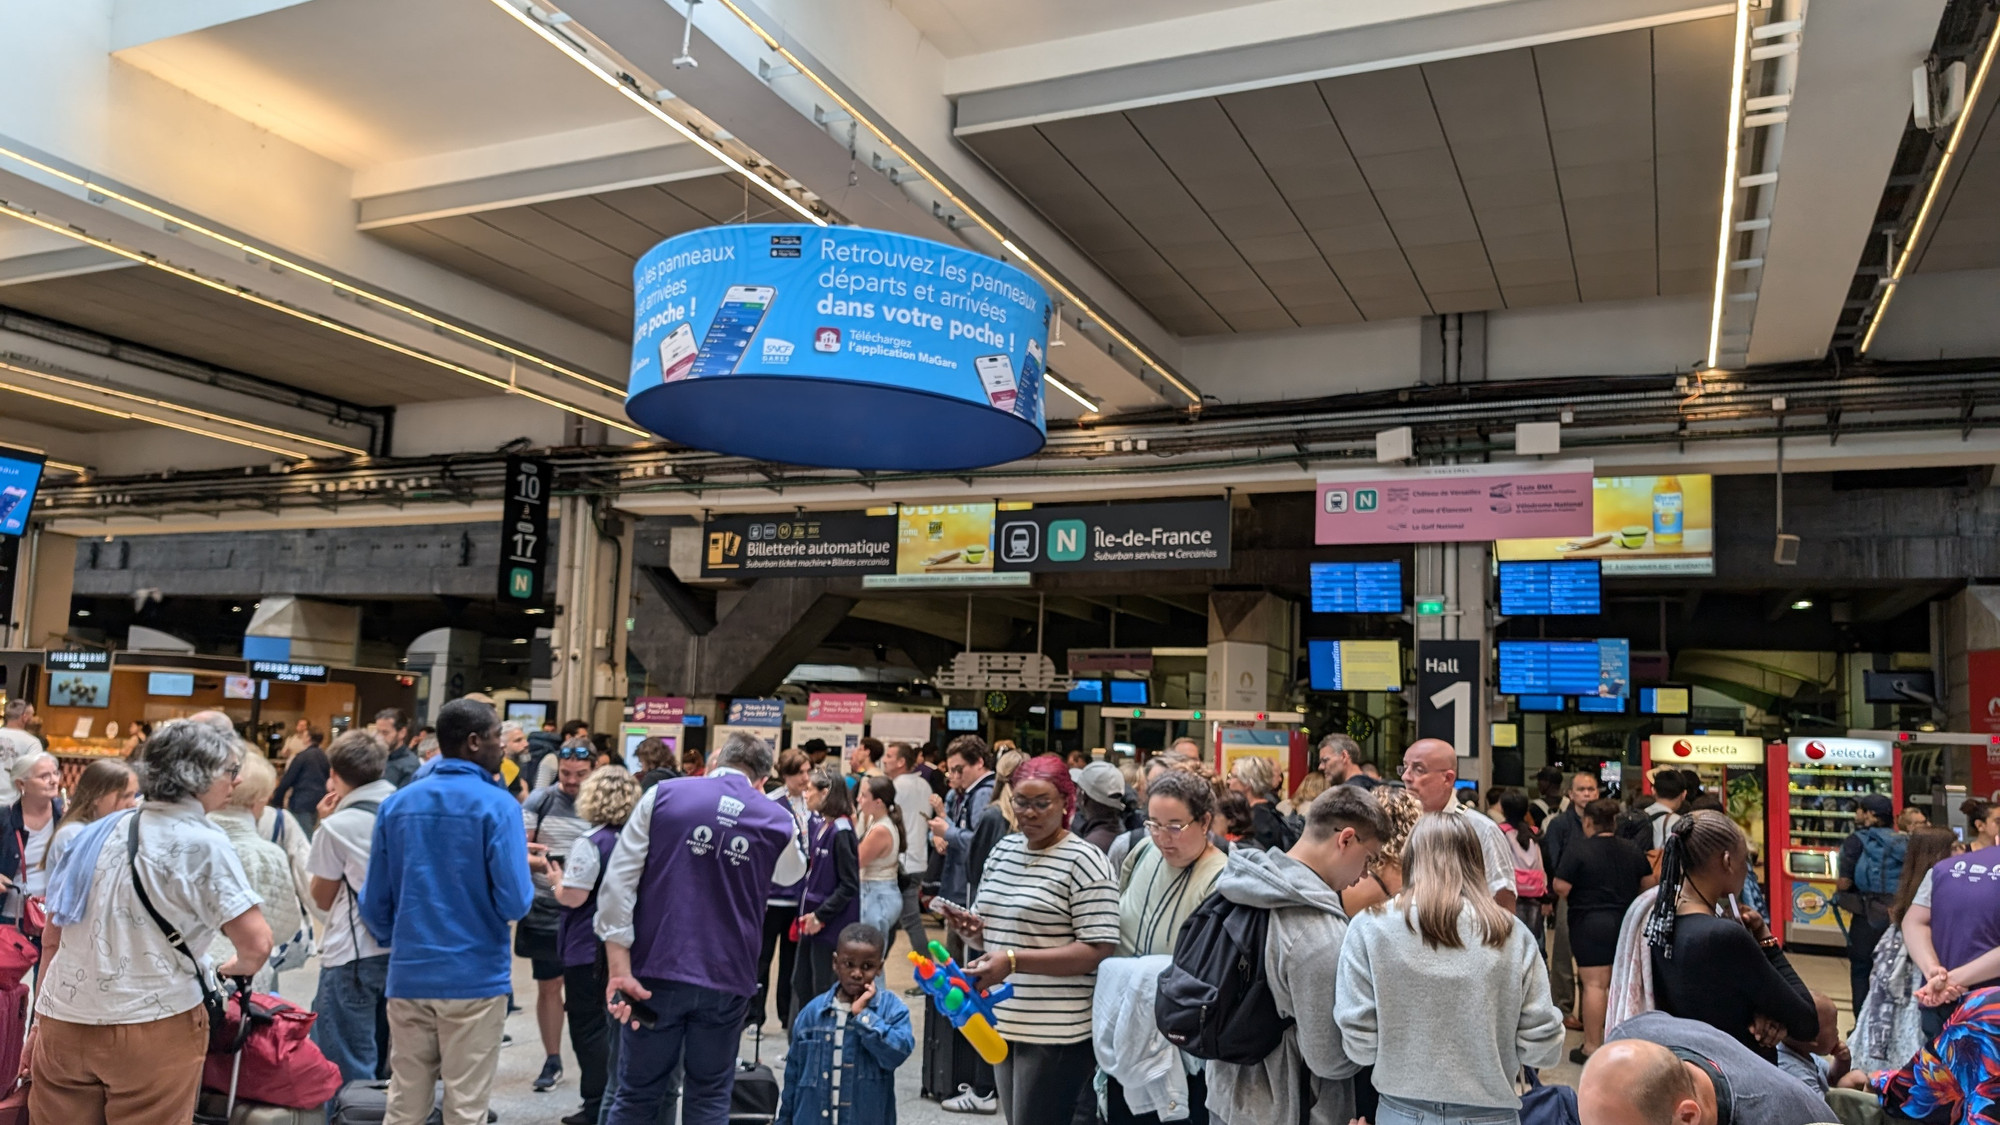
[[1395, 738, 1518, 911], [1582, 1011, 1834, 1125]]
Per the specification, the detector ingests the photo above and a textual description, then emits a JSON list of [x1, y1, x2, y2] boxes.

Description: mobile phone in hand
[[610, 990, 659, 1029]]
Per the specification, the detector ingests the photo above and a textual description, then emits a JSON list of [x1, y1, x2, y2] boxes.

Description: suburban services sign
[[993, 498, 1229, 572], [702, 508, 896, 577], [1648, 733, 1766, 765], [700, 497, 1230, 577], [1316, 460, 1594, 545], [1787, 736, 1893, 766], [627, 224, 1051, 471]]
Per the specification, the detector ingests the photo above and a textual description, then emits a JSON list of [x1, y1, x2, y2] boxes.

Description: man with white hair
[[0, 698, 40, 804]]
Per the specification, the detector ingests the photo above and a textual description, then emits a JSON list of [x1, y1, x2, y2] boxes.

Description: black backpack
[[1154, 894, 1292, 1064]]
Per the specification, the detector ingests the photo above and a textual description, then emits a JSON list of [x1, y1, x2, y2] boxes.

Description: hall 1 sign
[[499, 457, 552, 606], [1416, 640, 1482, 756], [248, 660, 330, 683]]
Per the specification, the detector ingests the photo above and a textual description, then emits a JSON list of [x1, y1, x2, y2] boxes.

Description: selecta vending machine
[[1767, 735, 1901, 948], [1642, 734, 1772, 887]]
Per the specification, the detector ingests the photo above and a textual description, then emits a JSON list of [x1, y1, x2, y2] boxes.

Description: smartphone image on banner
[[974, 354, 1017, 411], [657, 323, 698, 383], [690, 285, 777, 378], [1014, 338, 1044, 422]]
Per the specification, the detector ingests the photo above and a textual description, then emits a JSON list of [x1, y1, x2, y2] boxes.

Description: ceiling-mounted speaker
[[1773, 533, 1800, 566], [1914, 60, 1967, 131]]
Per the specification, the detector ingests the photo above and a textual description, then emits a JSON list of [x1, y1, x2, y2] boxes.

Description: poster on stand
[[792, 721, 863, 764]]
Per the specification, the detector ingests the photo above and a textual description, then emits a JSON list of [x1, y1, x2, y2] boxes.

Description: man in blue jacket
[[362, 697, 534, 1125]]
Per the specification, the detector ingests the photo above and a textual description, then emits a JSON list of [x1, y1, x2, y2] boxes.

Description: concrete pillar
[[11, 529, 76, 650], [406, 627, 482, 726], [625, 571, 856, 698], [1411, 541, 1494, 786], [1205, 592, 1286, 712], [552, 497, 634, 734]]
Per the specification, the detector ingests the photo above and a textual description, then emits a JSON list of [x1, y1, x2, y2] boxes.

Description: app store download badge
[[1047, 519, 1087, 562]]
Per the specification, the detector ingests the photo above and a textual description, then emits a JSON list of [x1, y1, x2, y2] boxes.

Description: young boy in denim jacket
[[778, 922, 915, 1125]]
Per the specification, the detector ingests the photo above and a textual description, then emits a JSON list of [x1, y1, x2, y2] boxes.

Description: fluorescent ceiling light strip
[[1705, 0, 1754, 370], [1044, 371, 1098, 412], [0, 377, 305, 459], [707, 0, 1199, 407], [1859, 27, 2000, 354], [0, 358, 367, 457], [486, 0, 824, 228], [0, 144, 623, 397], [44, 460, 88, 475], [0, 203, 646, 437]]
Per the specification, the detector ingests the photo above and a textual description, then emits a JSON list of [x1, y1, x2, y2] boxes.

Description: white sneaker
[[941, 1084, 998, 1114]]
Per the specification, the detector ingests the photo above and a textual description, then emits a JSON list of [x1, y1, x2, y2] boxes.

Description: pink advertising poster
[[1316, 460, 1595, 544], [632, 697, 687, 723], [807, 693, 868, 724]]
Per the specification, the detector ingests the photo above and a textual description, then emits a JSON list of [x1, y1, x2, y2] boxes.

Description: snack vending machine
[[1768, 736, 1900, 948], [1642, 734, 1772, 887]]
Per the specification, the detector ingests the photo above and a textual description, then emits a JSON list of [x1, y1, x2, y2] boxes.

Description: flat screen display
[[147, 672, 196, 697], [1639, 686, 1690, 715], [505, 701, 553, 727], [1067, 679, 1104, 704], [1576, 694, 1626, 714], [48, 670, 111, 708], [1306, 639, 1404, 692], [1498, 639, 1630, 697], [224, 675, 256, 700], [1107, 679, 1150, 706], [0, 447, 46, 538], [1308, 561, 1403, 613], [1517, 694, 1566, 713], [1497, 560, 1602, 616], [946, 709, 979, 731]]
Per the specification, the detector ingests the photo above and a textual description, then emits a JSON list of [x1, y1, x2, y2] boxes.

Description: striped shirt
[[973, 832, 1119, 1044], [523, 786, 590, 892]]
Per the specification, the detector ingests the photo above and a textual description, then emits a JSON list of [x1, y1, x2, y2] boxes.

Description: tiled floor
[[283, 925, 1859, 1124]]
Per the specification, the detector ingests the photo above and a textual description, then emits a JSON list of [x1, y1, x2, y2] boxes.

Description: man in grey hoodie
[[1207, 786, 1390, 1125]]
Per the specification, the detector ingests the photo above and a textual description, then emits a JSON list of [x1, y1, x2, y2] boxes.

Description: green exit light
[[1190, 711, 1203, 720], [1416, 598, 1447, 617], [1131, 709, 1145, 718]]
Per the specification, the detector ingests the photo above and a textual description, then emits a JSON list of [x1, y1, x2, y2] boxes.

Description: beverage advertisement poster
[[1495, 475, 1714, 575], [895, 504, 999, 574]]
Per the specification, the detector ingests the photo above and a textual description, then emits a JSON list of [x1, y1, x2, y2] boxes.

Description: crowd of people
[[0, 691, 1995, 1125]]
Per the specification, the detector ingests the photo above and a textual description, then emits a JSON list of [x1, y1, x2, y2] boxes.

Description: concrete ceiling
[[0, 267, 479, 406], [960, 19, 1732, 335], [1910, 71, 2000, 274], [0, 390, 133, 433], [366, 171, 783, 337], [891, 0, 1273, 58]]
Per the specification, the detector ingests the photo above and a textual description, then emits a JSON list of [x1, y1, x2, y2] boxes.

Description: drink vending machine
[[1641, 734, 1772, 886], [1766, 736, 1901, 948]]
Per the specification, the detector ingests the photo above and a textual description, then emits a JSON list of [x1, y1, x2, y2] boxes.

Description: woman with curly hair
[[550, 766, 642, 1125], [1340, 785, 1423, 916]]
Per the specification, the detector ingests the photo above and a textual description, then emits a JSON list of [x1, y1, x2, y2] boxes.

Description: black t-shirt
[[1553, 834, 1652, 916], [1651, 912, 1818, 1059]]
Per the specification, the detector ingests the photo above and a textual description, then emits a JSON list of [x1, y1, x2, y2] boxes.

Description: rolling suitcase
[[327, 1081, 467, 1125], [0, 981, 26, 1094], [730, 1026, 780, 1123], [920, 994, 979, 1100]]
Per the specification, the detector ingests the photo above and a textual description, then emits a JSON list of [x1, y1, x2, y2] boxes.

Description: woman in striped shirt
[[947, 754, 1119, 1124]]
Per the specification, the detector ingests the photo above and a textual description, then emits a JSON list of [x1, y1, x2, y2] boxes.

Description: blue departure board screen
[[1517, 694, 1565, 713], [1499, 639, 1631, 697], [1576, 694, 1627, 714], [1498, 560, 1602, 616], [1308, 561, 1402, 613]]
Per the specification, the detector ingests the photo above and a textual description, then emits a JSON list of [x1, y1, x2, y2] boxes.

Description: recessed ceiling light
[[75, 609, 90, 617], [1791, 599, 1813, 610]]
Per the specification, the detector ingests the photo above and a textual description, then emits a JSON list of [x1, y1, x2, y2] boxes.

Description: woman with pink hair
[[944, 754, 1118, 1123]]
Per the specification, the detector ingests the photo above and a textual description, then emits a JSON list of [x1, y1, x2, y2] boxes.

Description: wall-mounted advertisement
[[701, 509, 897, 577], [1316, 460, 1594, 545], [1495, 475, 1714, 575], [897, 503, 999, 575], [626, 225, 1052, 471]]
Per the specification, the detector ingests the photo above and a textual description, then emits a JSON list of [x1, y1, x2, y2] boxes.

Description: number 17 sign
[[498, 456, 552, 606]]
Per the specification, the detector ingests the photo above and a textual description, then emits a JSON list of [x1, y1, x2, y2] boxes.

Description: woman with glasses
[[948, 754, 1118, 1124], [1105, 766, 1227, 1124], [793, 766, 861, 1013]]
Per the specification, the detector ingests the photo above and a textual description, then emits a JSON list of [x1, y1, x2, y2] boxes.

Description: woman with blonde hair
[[1338, 813, 1564, 1125], [549, 765, 641, 1125], [48, 757, 138, 872], [211, 749, 309, 991], [1280, 770, 1330, 817]]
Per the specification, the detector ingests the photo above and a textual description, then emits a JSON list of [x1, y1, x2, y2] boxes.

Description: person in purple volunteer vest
[[595, 732, 805, 1125], [792, 767, 861, 1013], [548, 766, 641, 1125]]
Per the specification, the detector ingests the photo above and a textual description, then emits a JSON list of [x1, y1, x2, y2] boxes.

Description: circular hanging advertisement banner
[[628, 224, 1051, 470]]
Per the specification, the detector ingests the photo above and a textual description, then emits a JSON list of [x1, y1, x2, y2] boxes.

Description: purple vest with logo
[[557, 826, 619, 969], [630, 772, 794, 995]]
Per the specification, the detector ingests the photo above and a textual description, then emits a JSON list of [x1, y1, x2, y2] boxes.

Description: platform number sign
[[1416, 640, 1481, 757], [499, 456, 551, 606]]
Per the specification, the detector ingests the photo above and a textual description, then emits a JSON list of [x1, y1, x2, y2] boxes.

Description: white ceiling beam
[[953, 0, 1732, 133], [1746, 0, 1948, 365], [0, 247, 133, 287], [357, 141, 726, 228], [109, 0, 317, 52]]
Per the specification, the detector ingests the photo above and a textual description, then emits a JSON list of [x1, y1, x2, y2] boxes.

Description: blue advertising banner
[[628, 225, 1051, 470], [727, 698, 787, 727]]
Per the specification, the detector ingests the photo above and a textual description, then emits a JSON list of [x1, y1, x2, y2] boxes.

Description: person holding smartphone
[[946, 754, 1117, 1124]]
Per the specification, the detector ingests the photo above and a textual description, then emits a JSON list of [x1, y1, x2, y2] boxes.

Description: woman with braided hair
[[1645, 809, 1817, 1061]]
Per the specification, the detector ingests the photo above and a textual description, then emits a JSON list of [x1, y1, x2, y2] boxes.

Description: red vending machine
[[1767, 736, 1901, 948], [1642, 734, 1773, 886]]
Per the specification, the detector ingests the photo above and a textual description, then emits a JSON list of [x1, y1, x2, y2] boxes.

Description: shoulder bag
[[127, 814, 253, 1053]]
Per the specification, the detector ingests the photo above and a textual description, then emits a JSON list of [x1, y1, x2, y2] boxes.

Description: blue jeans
[[1377, 1094, 1521, 1125], [604, 979, 745, 1125], [598, 1008, 679, 1125], [312, 954, 390, 1086], [860, 880, 902, 958]]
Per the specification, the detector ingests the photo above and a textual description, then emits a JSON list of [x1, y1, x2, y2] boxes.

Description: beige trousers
[[385, 995, 509, 1125]]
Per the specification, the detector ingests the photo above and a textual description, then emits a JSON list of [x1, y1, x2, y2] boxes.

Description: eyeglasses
[[1145, 819, 1200, 836], [1398, 761, 1434, 779], [558, 746, 595, 760], [225, 761, 243, 780], [1009, 796, 1056, 814]]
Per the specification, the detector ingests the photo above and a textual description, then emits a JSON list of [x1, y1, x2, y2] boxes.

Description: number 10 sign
[[499, 456, 552, 606]]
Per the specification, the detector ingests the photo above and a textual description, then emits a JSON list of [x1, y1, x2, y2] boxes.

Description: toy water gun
[[908, 939, 1012, 1065]]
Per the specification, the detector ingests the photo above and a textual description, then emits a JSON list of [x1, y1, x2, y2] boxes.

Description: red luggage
[[200, 990, 343, 1111], [0, 982, 27, 1099], [0, 1082, 24, 1125]]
